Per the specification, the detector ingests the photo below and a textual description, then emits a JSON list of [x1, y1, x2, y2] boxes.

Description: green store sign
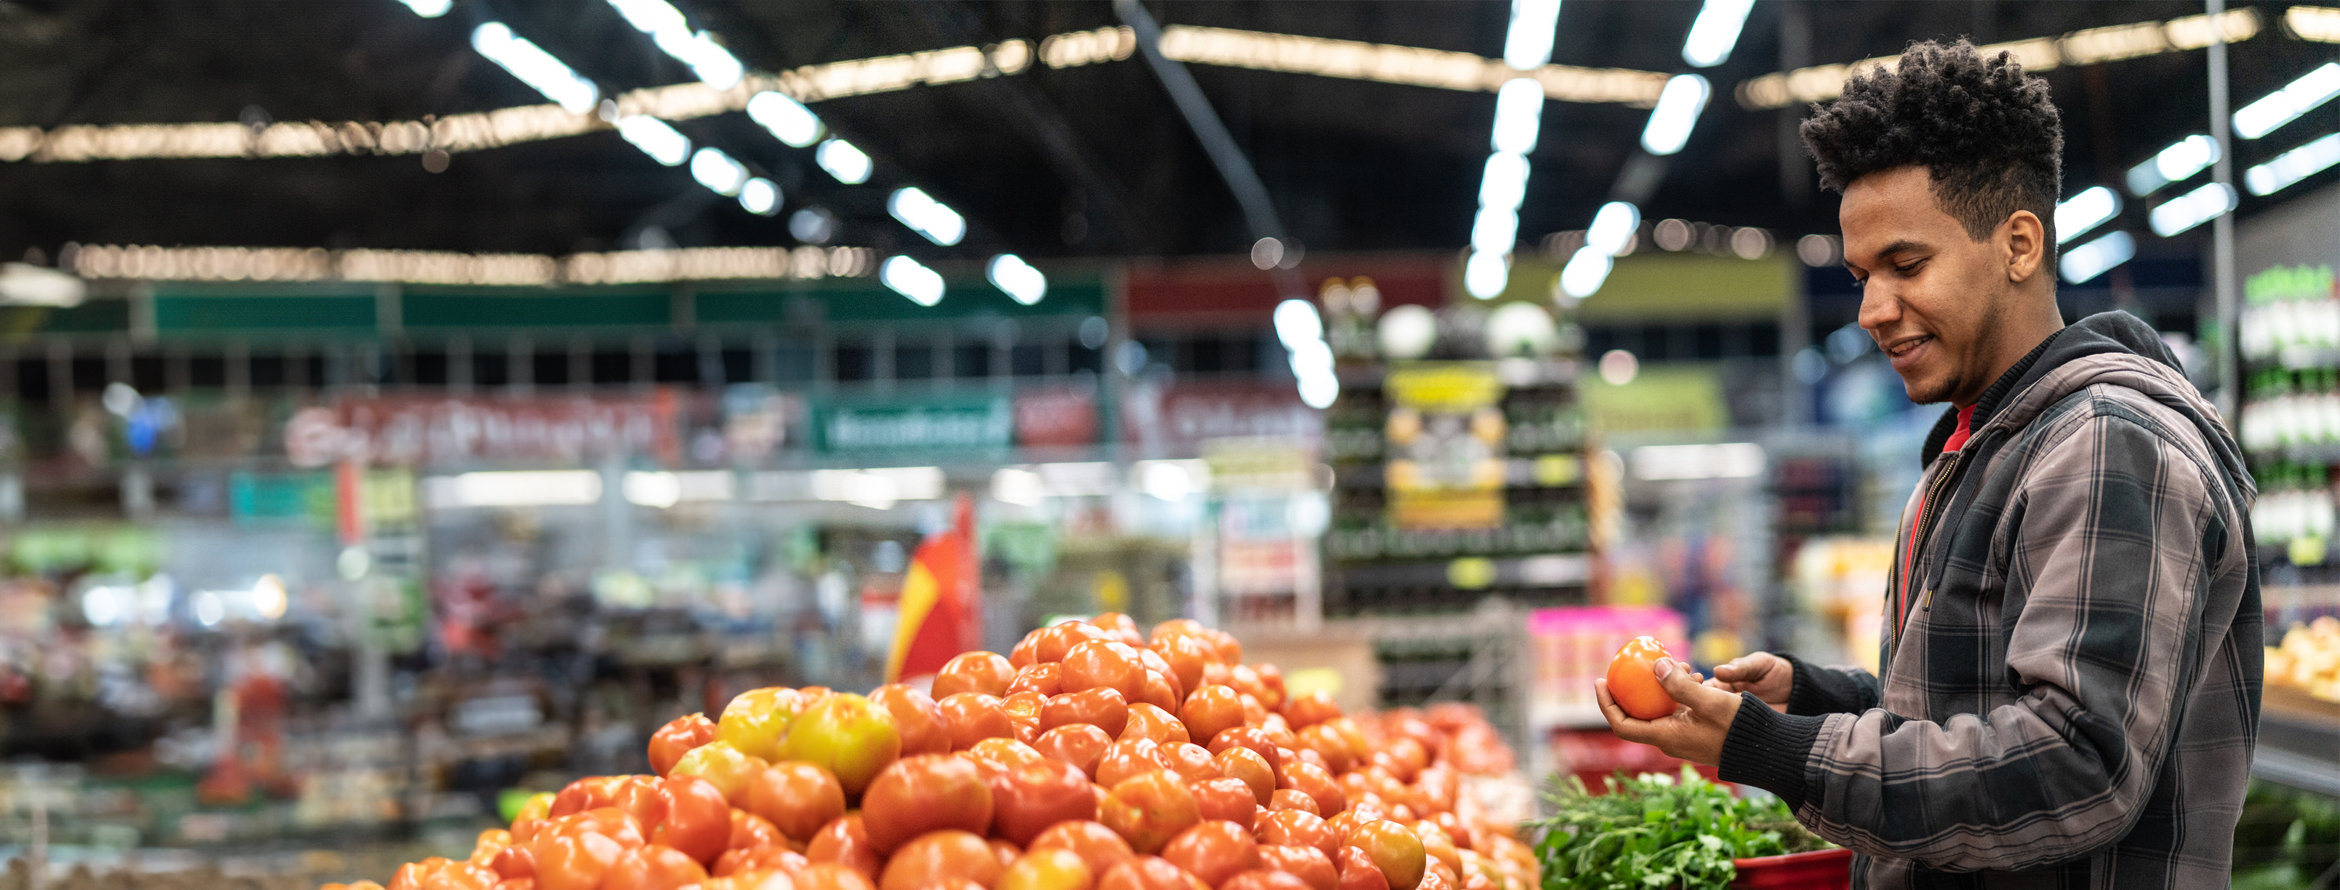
[[812, 395, 1012, 454]]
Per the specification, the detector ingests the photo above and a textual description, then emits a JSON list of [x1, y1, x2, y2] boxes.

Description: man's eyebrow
[[1875, 239, 1929, 260]]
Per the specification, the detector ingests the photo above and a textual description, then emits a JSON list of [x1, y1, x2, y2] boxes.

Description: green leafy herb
[[1525, 767, 1833, 890]]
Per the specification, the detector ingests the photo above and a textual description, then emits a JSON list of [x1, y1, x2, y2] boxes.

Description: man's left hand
[[1595, 657, 1744, 766]]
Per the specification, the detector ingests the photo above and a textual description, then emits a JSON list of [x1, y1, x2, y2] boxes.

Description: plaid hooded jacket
[[1718, 312, 2264, 889]]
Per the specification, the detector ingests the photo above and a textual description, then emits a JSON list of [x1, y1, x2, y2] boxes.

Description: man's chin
[[1898, 373, 1954, 405]]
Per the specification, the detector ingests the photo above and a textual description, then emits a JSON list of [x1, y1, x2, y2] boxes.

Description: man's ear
[[2003, 210, 2047, 284]]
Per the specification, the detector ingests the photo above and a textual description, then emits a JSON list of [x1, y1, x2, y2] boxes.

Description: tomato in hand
[[1100, 770, 1201, 855], [648, 714, 718, 777], [879, 830, 1005, 890], [990, 757, 1098, 845], [742, 761, 846, 843], [1603, 636, 1679, 721], [776, 693, 902, 796], [860, 753, 996, 853]]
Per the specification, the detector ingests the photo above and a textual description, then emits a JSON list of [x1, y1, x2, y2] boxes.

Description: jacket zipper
[[1896, 451, 1963, 647]]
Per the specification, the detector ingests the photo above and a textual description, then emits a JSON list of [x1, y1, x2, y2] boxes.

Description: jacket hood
[[1924, 310, 2256, 502]]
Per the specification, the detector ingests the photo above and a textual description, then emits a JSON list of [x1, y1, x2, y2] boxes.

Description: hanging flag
[[887, 494, 982, 683]]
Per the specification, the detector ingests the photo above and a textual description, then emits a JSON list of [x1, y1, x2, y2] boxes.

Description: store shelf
[[1330, 458, 1586, 490], [2254, 685, 2340, 796], [1528, 701, 1609, 731], [1329, 554, 1590, 588]]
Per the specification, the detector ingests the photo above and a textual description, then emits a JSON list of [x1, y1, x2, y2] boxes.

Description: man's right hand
[[1706, 652, 1794, 713]]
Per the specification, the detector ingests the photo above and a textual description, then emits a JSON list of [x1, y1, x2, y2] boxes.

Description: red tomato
[[873, 684, 952, 757], [966, 738, 1046, 780], [649, 714, 719, 777], [798, 862, 879, 890], [1270, 789, 1321, 816], [1033, 724, 1113, 779], [1060, 640, 1146, 700], [939, 693, 1018, 751], [1295, 726, 1352, 774], [1257, 810, 1337, 861], [1193, 777, 1259, 829], [1027, 821, 1137, 879], [999, 848, 1095, 890], [1604, 635, 1678, 720], [935, 652, 1017, 699], [602, 844, 709, 890], [1207, 727, 1282, 773], [490, 843, 536, 881], [1007, 664, 1066, 697], [1095, 856, 1199, 890], [1118, 705, 1190, 747], [742, 761, 847, 843], [1160, 820, 1259, 887], [878, 830, 1005, 890], [704, 868, 799, 890], [1150, 635, 1209, 694], [728, 811, 786, 852], [1345, 821, 1427, 890], [1135, 671, 1181, 714], [1099, 771, 1201, 855], [533, 829, 629, 890], [806, 815, 883, 881], [1002, 691, 1048, 730], [635, 776, 734, 864], [1212, 746, 1275, 806], [1093, 739, 1163, 789], [1033, 623, 1115, 664], [860, 754, 996, 854], [1222, 870, 1315, 890], [990, 758, 1099, 846], [1158, 743, 1219, 785], [712, 846, 808, 878], [1335, 846, 1389, 890], [1090, 613, 1144, 646], [1277, 761, 1345, 817], [1261, 846, 1338, 890], [1179, 686, 1244, 744], [1041, 686, 1130, 738]]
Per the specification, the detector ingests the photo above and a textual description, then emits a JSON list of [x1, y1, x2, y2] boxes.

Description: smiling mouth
[[1883, 335, 1932, 359]]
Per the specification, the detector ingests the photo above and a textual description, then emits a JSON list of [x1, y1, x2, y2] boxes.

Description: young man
[[1596, 41, 2263, 888]]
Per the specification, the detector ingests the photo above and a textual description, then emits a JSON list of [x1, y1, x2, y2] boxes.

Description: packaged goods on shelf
[[2267, 615, 2340, 703], [329, 615, 1544, 890]]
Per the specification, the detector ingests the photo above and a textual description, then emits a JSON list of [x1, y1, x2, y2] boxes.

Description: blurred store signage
[[1122, 381, 1323, 454], [1576, 366, 1728, 433], [283, 393, 682, 467], [812, 394, 1012, 454], [1013, 385, 1099, 448]]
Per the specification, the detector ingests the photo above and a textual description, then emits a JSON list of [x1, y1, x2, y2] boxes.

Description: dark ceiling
[[0, 0, 2332, 266]]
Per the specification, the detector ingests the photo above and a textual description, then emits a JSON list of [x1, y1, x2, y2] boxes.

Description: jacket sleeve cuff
[[1718, 692, 1825, 812], [1782, 653, 1868, 716]]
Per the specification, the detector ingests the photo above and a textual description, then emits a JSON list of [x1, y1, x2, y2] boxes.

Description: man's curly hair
[[1801, 40, 2063, 247]]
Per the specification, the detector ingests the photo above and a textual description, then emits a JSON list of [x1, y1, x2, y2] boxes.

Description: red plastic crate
[[1729, 848, 1853, 889]]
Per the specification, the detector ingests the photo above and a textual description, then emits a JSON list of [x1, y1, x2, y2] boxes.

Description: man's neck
[[1954, 303, 2063, 408]]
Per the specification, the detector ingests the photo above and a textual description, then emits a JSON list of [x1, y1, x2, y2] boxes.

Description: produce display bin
[[1729, 847, 1854, 889]]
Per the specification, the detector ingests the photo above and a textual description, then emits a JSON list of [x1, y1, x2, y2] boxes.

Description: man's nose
[[1856, 282, 1899, 337]]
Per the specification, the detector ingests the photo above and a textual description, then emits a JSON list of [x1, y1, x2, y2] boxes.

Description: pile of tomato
[[329, 615, 1541, 890]]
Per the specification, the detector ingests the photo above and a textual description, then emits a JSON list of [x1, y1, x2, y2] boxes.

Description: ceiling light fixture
[[2126, 134, 2220, 196], [2059, 231, 2136, 283], [1502, 0, 1564, 70], [1680, 0, 1756, 68], [605, 0, 744, 89], [987, 254, 1047, 305], [1640, 74, 1710, 155], [2245, 133, 2340, 196], [815, 138, 872, 184], [689, 146, 750, 196], [469, 22, 601, 115], [2054, 186, 2123, 244], [615, 115, 691, 165], [2147, 182, 2238, 236], [887, 187, 966, 246], [737, 177, 781, 215], [2234, 63, 2340, 140], [879, 255, 945, 306], [745, 91, 824, 147]]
